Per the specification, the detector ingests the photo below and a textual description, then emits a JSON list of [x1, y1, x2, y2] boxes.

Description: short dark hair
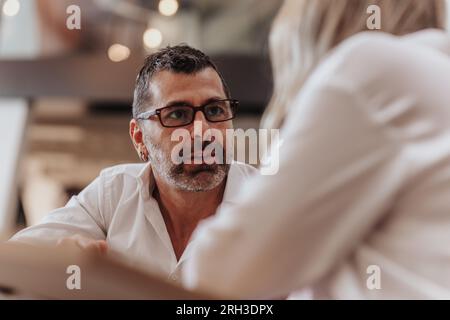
[[132, 45, 231, 119]]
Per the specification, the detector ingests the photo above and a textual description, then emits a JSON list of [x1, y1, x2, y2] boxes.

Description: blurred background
[[0, 0, 281, 236]]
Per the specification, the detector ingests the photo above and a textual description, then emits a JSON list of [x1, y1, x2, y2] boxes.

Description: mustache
[[173, 163, 218, 175], [178, 139, 224, 158]]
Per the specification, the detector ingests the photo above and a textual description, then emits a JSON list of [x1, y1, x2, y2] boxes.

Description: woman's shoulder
[[336, 31, 399, 56], [325, 29, 448, 76], [307, 30, 449, 99], [318, 32, 407, 83]]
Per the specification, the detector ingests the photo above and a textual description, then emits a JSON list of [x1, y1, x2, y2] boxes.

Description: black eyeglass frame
[[135, 99, 239, 128]]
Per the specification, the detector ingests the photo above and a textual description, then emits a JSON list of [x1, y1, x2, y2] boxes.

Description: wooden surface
[[0, 242, 214, 299]]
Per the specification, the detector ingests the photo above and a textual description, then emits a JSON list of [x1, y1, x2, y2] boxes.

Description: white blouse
[[183, 30, 450, 299]]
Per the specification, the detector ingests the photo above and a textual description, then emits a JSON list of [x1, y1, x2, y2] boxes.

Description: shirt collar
[[136, 161, 155, 201], [221, 162, 249, 206]]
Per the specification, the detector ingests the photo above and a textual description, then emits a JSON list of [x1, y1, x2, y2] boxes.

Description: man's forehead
[[148, 68, 226, 105]]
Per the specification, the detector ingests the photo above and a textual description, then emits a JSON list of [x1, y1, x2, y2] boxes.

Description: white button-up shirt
[[11, 161, 257, 283]]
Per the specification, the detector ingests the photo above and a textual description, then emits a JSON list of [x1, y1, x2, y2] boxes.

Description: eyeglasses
[[136, 99, 239, 128]]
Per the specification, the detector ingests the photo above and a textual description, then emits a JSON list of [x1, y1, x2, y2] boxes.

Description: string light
[[158, 0, 178, 17], [143, 28, 163, 49], [108, 44, 131, 62], [2, 0, 20, 17]]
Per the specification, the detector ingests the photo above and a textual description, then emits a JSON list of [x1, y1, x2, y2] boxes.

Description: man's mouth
[[178, 139, 220, 163], [183, 163, 217, 175], [190, 150, 216, 162]]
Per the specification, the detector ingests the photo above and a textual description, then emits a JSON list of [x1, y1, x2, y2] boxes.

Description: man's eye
[[206, 106, 225, 116], [168, 110, 187, 119]]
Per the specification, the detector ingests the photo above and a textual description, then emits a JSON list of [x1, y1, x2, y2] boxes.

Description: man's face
[[139, 68, 233, 192]]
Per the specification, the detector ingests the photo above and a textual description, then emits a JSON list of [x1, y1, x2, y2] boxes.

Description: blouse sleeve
[[183, 80, 400, 299]]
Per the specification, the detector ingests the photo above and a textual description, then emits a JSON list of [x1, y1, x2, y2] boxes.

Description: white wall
[[0, 0, 39, 58], [0, 100, 29, 237]]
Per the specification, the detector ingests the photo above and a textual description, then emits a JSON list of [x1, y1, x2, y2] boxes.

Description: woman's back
[[184, 30, 450, 299], [294, 29, 450, 298]]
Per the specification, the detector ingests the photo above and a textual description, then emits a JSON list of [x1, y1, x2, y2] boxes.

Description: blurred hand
[[56, 235, 108, 255]]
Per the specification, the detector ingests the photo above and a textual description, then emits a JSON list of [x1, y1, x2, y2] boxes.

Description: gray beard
[[143, 136, 230, 192]]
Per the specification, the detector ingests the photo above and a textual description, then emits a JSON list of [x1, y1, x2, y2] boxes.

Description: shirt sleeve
[[182, 80, 401, 299], [9, 173, 108, 245]]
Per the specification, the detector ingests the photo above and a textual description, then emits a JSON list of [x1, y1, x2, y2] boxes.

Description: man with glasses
[[11, 45, 257, 283]]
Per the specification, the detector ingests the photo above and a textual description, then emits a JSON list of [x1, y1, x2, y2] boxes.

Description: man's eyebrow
[[203, 97, 226, 105], [164, 97, 225, 108], [164, 100, 193, 108]]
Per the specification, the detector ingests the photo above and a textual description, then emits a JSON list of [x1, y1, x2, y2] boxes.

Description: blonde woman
[[182, 0, 450, 299]]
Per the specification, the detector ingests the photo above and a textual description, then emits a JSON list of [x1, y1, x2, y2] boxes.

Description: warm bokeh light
[[158, 0, 179, 17], [143, 28, 163, 49], [2, 0, 20, 17], [107, 44, 131, 62]]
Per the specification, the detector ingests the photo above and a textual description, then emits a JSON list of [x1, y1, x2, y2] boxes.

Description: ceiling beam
[[0, 54, 272, 110]]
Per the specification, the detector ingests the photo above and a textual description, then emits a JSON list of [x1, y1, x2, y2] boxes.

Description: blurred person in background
[[10, 45, 256, 283], [183, 0, 450, 299]]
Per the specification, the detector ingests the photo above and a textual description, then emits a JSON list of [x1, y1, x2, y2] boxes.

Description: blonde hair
[[262, 0, 448, 129]]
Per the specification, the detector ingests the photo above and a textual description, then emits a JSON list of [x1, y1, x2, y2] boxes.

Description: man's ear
[[129, 119, 148, 161], [129, 119, 142, 147]]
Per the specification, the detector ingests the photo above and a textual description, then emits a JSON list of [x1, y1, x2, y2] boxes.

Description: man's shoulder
[[95, 163, 148, 218], [99, 162, 147, 180], [96, 163, 149, 195]]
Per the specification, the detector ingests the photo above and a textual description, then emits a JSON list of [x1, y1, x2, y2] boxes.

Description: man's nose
[[189, 110, 211, 137]]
